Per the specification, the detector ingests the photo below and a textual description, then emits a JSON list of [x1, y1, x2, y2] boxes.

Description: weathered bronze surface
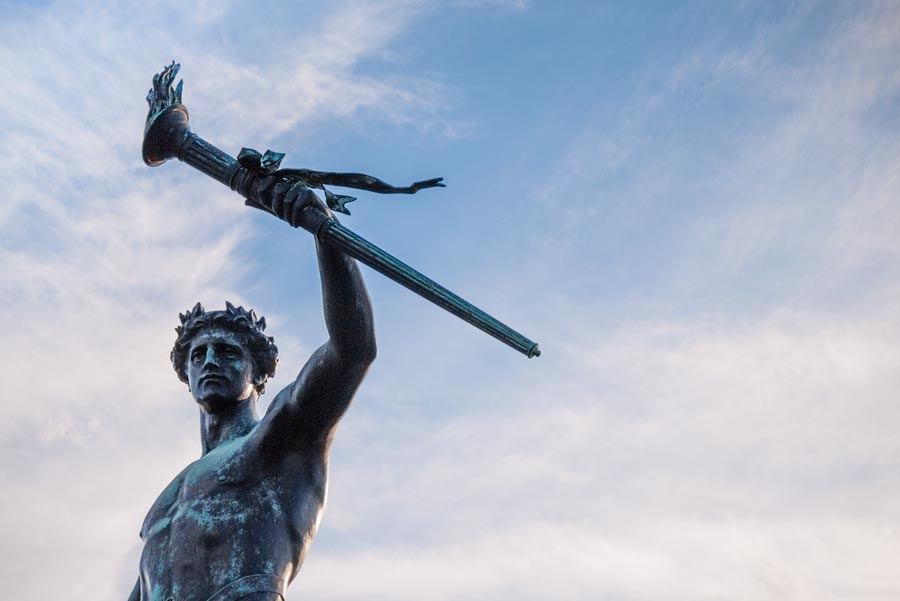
[[129, 191, 376, 601]]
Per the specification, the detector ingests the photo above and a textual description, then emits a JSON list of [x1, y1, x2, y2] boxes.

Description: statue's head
[[171, 302, 279, 396]]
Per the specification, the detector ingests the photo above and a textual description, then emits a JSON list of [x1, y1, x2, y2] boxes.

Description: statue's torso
[[139, 434, 326, 601]]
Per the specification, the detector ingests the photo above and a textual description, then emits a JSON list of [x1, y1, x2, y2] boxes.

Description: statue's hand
[[247, 175, 335, 228]]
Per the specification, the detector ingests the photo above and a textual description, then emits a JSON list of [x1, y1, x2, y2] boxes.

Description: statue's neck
[[199, 400, 259, 454]]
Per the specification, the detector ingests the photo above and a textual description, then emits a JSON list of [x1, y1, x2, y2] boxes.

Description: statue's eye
[[191, 349, 204, 362]]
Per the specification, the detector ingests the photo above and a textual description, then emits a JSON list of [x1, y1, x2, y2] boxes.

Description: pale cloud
[[178, 0, 463, 146], [3, 2, 900, 600], [526, 2, 900, 314], [299, 518, 900, 601], [674, 7, 900, 291], [299, 304, 900, 600]]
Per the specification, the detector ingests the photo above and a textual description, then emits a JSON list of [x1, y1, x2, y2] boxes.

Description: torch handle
[[178, 133, 260, 198]]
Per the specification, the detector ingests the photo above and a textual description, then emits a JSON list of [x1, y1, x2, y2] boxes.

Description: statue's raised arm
[[253, 183, 377, 453]]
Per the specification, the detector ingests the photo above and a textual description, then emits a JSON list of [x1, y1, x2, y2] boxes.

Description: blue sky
[[2, 1, 900, 599]]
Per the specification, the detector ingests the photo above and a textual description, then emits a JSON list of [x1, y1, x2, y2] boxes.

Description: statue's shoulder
[[240, 412, 330, 497], [251, 383, 338, 458], [139, 461, 195, 540]]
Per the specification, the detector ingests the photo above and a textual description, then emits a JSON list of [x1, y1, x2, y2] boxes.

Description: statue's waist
[[154, 574, 286, 601], [205, 574, 286, 601]]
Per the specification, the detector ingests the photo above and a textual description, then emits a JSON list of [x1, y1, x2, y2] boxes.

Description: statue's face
[[186, 328, 257, 410]]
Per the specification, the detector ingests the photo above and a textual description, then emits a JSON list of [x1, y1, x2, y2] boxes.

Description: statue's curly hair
[[171, 301, 279, 394]]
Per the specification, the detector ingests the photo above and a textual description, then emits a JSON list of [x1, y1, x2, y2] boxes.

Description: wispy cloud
[[300, 517, 900, 600], [3, 1, 899, 600], [299, 301, 900, 600]]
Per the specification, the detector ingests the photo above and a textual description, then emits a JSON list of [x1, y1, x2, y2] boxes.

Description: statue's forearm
[[316, 237, 376, 362]]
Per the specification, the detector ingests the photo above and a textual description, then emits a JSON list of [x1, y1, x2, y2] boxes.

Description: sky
[[2, 0, 900, 599]]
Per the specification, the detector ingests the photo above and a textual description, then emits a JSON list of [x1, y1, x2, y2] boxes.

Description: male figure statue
[[128, 183, 376, 601]]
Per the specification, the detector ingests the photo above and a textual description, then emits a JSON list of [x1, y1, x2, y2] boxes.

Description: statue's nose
[[203, 347, 219, 367]]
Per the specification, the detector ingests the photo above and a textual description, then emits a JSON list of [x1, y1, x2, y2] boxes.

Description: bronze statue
[[128, 186, 374, 601], [130, 62, 540, 601]]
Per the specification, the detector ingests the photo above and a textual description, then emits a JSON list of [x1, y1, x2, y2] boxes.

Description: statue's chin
[[195, 393, 248, 414]]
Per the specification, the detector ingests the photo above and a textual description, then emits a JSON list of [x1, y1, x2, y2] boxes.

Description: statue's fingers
[[270, 189, 284, 217], [306, 187, 335, 219], [290, 195, 306, 228], [267, 178, 292, 217], [285, 182, 307, 203], [282, 183, 305, 223], [284, 195, 297, 222], [244, 198, 271, 214]]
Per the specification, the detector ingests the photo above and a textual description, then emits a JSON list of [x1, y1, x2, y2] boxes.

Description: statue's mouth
[[199, 374, 225, 385]]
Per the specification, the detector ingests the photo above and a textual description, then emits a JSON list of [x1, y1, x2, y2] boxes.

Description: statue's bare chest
[[139, 438, 327, 596], [142, 441, 262, 540]]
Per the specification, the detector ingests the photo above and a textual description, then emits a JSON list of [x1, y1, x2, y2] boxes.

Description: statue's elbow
[[341, 333, 376, 367], [360, 335, 377, 366]]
